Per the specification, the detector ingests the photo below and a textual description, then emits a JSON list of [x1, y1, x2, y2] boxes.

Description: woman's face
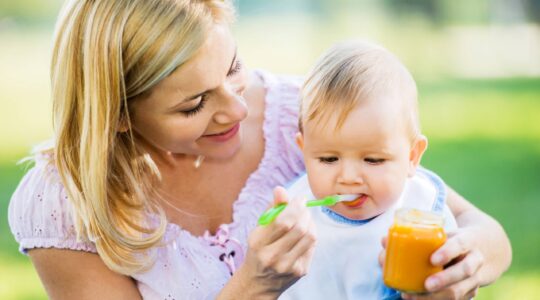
[[129, 24, 248, 160]]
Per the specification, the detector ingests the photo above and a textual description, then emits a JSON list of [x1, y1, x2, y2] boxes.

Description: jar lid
[[394, 208, 444, 228]]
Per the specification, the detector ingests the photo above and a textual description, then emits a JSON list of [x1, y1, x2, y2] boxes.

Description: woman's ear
[[296, 132, 304, 150], [408, 134, 428, 177], [117, 118, 129, 133]]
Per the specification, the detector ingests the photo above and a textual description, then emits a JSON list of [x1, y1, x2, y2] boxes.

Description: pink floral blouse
[[8, 70, 306, 299]]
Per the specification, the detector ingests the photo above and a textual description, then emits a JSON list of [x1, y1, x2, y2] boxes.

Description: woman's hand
[[378, 187, 512, 300], [218, 186, 317, 299], [378, 229, 483, 300]]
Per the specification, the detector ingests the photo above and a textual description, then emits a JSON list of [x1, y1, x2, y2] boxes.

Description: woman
[[8, 0, 511, 299]]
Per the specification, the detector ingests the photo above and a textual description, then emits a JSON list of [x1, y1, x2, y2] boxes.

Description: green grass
[[1, 28, 539, 299], [0, 254, 46, 300], [0, 160, 48, 299], [2, 85, 539, 299], [423, 138, 540, 273]]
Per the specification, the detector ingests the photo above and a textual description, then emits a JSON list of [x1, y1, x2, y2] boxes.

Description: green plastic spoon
[[258, 194, 358, 226]]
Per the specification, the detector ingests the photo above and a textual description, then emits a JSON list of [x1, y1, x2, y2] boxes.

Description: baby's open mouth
[[342, 194, 368, 208]]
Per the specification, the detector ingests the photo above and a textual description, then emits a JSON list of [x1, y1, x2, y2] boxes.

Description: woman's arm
[[444, 186, 512, 286], [402, 186, 512, 300], [29, 248, 142, 300]]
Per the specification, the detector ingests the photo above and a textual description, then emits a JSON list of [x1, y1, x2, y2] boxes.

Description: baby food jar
[[383, 208, 446, 293]]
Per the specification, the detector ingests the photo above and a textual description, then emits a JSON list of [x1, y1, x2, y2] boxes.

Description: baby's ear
[[295, 132, 304, 150], [408, 135, 428, 177]]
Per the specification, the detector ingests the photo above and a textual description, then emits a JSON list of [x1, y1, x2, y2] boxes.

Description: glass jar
[[383, 208, 446, 293]]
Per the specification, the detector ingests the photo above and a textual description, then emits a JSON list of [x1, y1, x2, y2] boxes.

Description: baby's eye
[[365, 158, 385, 164], [318, 157, 339, 164]]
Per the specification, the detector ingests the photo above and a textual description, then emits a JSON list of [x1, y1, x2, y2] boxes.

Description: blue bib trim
[[320, 206, 378, 225]]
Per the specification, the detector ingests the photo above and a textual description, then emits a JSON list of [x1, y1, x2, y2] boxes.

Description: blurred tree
[[382, 0, 443, 24], [0, 0, 62, 27], [528, 0, 540, 22]]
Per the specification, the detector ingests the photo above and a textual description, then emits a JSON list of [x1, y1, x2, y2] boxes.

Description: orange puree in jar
[[383, 208, 446, 293]]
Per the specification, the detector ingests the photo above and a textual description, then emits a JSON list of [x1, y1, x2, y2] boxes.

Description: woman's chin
[[201, 135, 243, 161]]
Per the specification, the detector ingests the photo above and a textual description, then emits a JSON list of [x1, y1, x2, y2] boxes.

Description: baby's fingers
[[377, 236, 388, 267]]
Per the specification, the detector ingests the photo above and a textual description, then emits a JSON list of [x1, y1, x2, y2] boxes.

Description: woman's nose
[[213, 87, 248, 124]]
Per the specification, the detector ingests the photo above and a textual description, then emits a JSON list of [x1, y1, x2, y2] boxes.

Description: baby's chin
[[330, 204, 379, 221]]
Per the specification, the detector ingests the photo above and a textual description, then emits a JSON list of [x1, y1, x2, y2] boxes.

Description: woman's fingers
[[242, 188, 316, 297], [255, 188, 308, 245], [402, 275, 480, 300], [426, 229, 484, 292], [430, 230, 472, 267], [249, 191, 314, 270], [270, 199, 314, 253], [425, 249, 484, 292], [272, 217, 317, 276], [273, 186, 289, 205], [265, 194, 308, 243], [250, 215, 292, 248], [400, 231, 485, 300]]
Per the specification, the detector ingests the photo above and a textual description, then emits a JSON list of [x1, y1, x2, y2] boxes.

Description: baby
[[279, 41, 457, 299]]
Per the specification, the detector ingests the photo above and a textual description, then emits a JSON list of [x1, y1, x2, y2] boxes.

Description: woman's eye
[[180, 96, 207, 117], [227, 59, 242, 77], [365, 158, 385, 164], [318, 157, 338, 164]]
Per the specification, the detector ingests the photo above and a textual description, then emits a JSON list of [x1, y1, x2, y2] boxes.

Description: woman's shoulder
[[256, 69, 305, 173], [256, 69, 303, 106], [255, 69, 303, 132], [8, 153, 96, 255]]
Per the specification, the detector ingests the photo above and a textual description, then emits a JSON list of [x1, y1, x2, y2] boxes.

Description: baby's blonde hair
[[300, 40, 420, 140], [45, 0, 234, 275]]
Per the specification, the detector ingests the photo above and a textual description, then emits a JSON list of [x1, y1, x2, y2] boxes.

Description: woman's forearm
[[216, 265, 278, 300], [447, 186, 512, 285]]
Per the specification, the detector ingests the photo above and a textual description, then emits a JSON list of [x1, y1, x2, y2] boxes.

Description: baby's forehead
[[302, 116, 409, 156], [304, 89, 413, 126], [303, 100, 417, 150]]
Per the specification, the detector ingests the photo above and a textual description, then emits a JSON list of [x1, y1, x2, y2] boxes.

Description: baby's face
[[298, 97, 421, 220]]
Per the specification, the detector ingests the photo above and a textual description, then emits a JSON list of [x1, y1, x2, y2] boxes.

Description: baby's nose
[[338, 163, 364, 185]]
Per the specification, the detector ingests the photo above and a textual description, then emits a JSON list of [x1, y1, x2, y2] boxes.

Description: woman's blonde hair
[[300, 40, 420, 139], [46, 0, 234, 275]]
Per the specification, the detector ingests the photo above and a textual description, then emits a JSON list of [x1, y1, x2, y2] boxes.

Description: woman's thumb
[[273, 186, 289, 205]]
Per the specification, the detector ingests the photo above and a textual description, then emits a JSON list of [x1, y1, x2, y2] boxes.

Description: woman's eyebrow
[[178, 46, 237, 104]]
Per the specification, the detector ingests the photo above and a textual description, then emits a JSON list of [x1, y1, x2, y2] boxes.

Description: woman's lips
[[202, 123, 240, 142], [342, 194, 368, 208]]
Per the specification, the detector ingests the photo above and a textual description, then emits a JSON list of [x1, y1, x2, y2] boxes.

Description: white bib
[[279, 168, 457, 300]]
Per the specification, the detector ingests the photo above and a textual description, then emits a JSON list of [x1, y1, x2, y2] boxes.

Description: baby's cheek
[[310, 182, 329, 199], [378, 187, 403, 209], [306, 173, 333, 199]]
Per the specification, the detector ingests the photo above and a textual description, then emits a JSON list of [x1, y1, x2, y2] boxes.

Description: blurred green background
[[1, 0, 539, 299]]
